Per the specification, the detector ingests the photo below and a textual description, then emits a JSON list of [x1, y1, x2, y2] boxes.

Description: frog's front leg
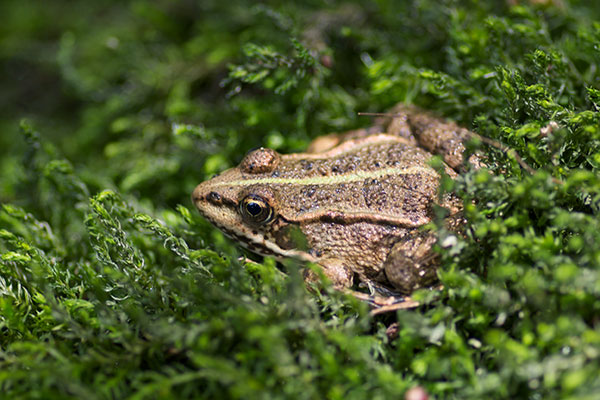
[[307, 258, 421, 312], [304, 257, 354, 289], [383, 231, 439, 294]]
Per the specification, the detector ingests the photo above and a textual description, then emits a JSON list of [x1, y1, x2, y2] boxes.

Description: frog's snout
[[192, 182, 212, 208]]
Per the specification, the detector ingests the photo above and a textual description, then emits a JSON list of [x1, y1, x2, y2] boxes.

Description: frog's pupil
[[246, 202, 262, 216]]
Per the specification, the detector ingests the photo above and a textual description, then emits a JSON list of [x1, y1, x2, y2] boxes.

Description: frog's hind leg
[[383, 230, 439, 294], [378, 104, 483, 171]]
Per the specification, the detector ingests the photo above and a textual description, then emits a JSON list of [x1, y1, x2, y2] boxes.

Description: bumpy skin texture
[[193, 105, 476, 294]]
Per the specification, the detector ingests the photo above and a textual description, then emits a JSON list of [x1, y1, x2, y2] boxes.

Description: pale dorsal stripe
[[212, 165, 438, 188]]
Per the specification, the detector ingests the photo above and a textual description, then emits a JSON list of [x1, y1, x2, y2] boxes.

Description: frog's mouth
[[216, 218, 317, 263]]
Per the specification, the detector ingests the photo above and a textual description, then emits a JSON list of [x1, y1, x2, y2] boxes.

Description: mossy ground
[[1, 1, 600, 399]]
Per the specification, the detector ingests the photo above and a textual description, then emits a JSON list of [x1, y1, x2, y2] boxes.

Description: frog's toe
[[346, 290, 420, 314], [360, 280, 403, 297]]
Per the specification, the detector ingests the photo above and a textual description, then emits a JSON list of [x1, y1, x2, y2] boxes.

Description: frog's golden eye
[[240, 194, 274, 225]]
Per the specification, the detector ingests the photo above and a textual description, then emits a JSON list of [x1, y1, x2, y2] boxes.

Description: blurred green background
[[2, 0, 600, 398]]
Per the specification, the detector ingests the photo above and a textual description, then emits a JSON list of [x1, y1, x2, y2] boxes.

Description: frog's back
[[247, 134, 456, 226]]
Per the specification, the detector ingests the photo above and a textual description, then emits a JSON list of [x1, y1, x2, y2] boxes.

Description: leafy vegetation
[[2, 0, 600, 398]]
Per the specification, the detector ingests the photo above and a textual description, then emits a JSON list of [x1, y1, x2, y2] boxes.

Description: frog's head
[[192, 148, 315, 261]]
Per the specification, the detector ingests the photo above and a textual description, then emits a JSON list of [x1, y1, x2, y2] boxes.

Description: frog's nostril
[[192, 185, 205, 204]]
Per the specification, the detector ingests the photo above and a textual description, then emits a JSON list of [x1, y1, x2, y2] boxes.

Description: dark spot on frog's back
[[240, 147, 281, 174], [208, 191, 222, 204], [330, 159, 356, 175], [302, 185, 317, 197], [317, 165, 329, 176], [309, 248, 322, 257], [301, 160, 313, 171], [362, 179, 387, 208]]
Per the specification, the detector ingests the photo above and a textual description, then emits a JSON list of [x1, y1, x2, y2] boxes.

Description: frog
[[192, 105, 479, 302]]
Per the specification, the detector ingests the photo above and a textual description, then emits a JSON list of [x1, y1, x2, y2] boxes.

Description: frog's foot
[[361, 279, 403, 297], [346, 290, 420, 314], [303, 259, 419, 312]]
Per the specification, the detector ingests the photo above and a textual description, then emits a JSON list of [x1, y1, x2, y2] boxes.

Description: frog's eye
[[240, 194, 274, 225]]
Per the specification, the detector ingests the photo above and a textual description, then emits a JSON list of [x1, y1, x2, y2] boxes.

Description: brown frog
[[192, 105, 478, 300]]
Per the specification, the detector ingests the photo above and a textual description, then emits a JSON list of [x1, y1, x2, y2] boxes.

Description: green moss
[[1, 0, 600, 398]]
